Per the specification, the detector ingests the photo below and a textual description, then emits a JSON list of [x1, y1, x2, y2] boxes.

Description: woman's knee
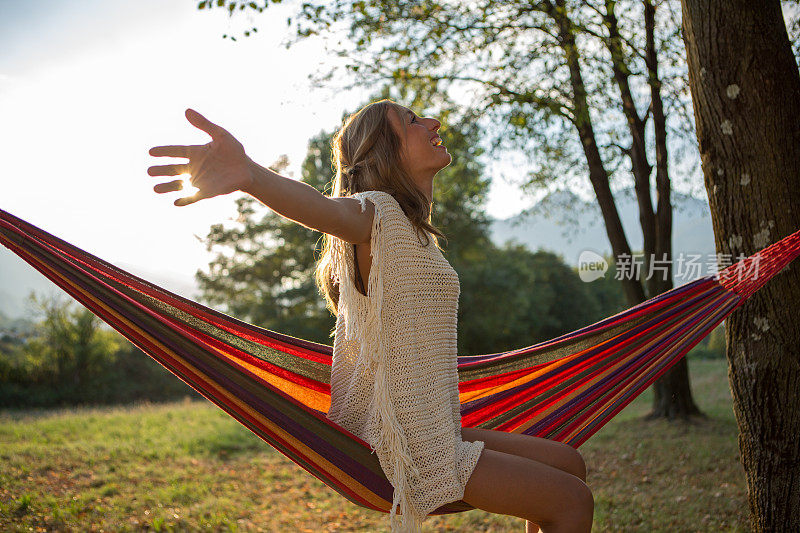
[[556, 476, 593, 512], [570, 447, 588, 482], [554, 442, 588, 482], [575, 481, 594, 512], [539, 481, 594, 530]]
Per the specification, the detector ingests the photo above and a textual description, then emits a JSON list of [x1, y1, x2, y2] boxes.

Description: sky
[[1, 0, 532, 288]]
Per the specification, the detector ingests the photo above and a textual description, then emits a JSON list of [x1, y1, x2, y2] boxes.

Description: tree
[[9, 293, 123, 404], [0, 292, 197, 407], [459, 245, 606, 354], [198, 0, 706, 419], [681, 0, 800, 529]]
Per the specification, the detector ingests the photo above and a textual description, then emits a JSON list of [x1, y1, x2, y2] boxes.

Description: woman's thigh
[[461, 447, 593, 528], [462, 427, 587, 481]]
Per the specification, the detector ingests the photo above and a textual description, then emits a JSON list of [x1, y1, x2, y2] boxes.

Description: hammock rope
[[1, 207, 798, 515]]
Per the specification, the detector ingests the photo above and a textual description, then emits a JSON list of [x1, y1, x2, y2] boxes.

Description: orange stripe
[[208, 343, 331, 412], [459, 348, 594, 404]]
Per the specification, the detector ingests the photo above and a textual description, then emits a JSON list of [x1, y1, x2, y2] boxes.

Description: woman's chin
[[437, 151, 453, 169]]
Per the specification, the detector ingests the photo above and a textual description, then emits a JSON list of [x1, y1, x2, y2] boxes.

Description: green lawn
[[0, 357, 747, 532]]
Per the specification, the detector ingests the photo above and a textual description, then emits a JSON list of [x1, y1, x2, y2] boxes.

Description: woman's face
[[387, 105, 451, 198]]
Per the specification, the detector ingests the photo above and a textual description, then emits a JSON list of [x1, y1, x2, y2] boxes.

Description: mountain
[[0, 245, 200, 319], [490, 188, 717, 286]]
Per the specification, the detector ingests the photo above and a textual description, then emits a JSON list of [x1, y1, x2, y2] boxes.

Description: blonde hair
[[314, 99, 445, 317]]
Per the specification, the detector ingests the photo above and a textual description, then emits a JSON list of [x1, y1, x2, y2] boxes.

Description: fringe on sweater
[[330, 192, 424, 532]]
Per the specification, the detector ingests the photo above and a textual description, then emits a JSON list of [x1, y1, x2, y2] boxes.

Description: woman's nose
[[425, 117, 441, 131]]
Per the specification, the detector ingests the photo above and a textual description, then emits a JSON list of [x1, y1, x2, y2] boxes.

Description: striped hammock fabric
[[1, 207, 798, 515]]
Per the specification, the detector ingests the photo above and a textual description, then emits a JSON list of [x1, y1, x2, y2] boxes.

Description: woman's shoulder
[[349, 190, 404, 216], [350, 189, 397, 204]]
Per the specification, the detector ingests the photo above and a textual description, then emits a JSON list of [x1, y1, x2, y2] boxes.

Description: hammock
[[1, 207, 798, 516]]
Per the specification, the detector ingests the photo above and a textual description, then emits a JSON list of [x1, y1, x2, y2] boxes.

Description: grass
[[0, 357, 747, 532]]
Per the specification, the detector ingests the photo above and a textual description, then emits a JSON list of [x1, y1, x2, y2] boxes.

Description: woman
[[148, 100, 594, 533]]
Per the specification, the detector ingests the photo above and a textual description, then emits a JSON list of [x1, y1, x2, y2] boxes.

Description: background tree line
[[0, 295, 198, 408]]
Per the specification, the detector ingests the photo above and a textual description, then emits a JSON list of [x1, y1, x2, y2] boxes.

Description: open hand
[[148, 109, 253, 206]]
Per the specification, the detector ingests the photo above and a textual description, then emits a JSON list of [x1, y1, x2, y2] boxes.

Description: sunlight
[[179, 174, 200, 197]]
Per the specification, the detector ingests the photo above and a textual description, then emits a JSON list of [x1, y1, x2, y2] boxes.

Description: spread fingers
[[149, 144, 205, 158], [174, 191, 207, 207], [148, 163, 189, 177], [153, 180, 185, 194]]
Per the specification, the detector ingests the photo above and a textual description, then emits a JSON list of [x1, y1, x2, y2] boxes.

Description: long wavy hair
[[314, 99, 445, 316]]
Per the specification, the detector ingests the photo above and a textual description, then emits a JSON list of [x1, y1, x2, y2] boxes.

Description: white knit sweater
[[326, 190, 485, 532]]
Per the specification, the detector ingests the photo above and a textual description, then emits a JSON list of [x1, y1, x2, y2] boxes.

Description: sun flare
[[179, 174, 200, 196]]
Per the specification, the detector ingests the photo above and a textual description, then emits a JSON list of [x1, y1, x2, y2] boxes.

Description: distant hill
[[1, 188, 715, 318], [0, 245, 200, 319], [0, 245, 63, 319], [490, 188, 717, 286]]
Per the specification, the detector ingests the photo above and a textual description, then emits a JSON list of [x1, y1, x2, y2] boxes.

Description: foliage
[[0, 293, 196, 408], [198, 0, 698, 192], [12, 293, 122, 391], [583, 252, 629, 319], [459, 245, 598, 354]]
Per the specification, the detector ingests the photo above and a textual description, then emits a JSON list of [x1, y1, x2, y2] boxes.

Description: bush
[[0, 294, 197, 408]]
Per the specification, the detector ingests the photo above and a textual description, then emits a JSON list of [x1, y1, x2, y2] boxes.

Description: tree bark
[[681, 0, 800, 530]]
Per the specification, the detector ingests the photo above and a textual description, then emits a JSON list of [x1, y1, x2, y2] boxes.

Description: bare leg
[[462, 447, 594, 532], [462, 428, 594, 533], [462, 427, 588, 482]]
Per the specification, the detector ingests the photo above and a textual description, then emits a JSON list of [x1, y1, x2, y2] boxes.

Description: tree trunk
[[548, 0, 644, 306], [681, 0, 800, 530], [603, 0, 702, 419], [603, 0, 656, 271]]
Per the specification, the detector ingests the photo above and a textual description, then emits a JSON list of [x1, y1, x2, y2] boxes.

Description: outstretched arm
[[148, 109, 372, 245]]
